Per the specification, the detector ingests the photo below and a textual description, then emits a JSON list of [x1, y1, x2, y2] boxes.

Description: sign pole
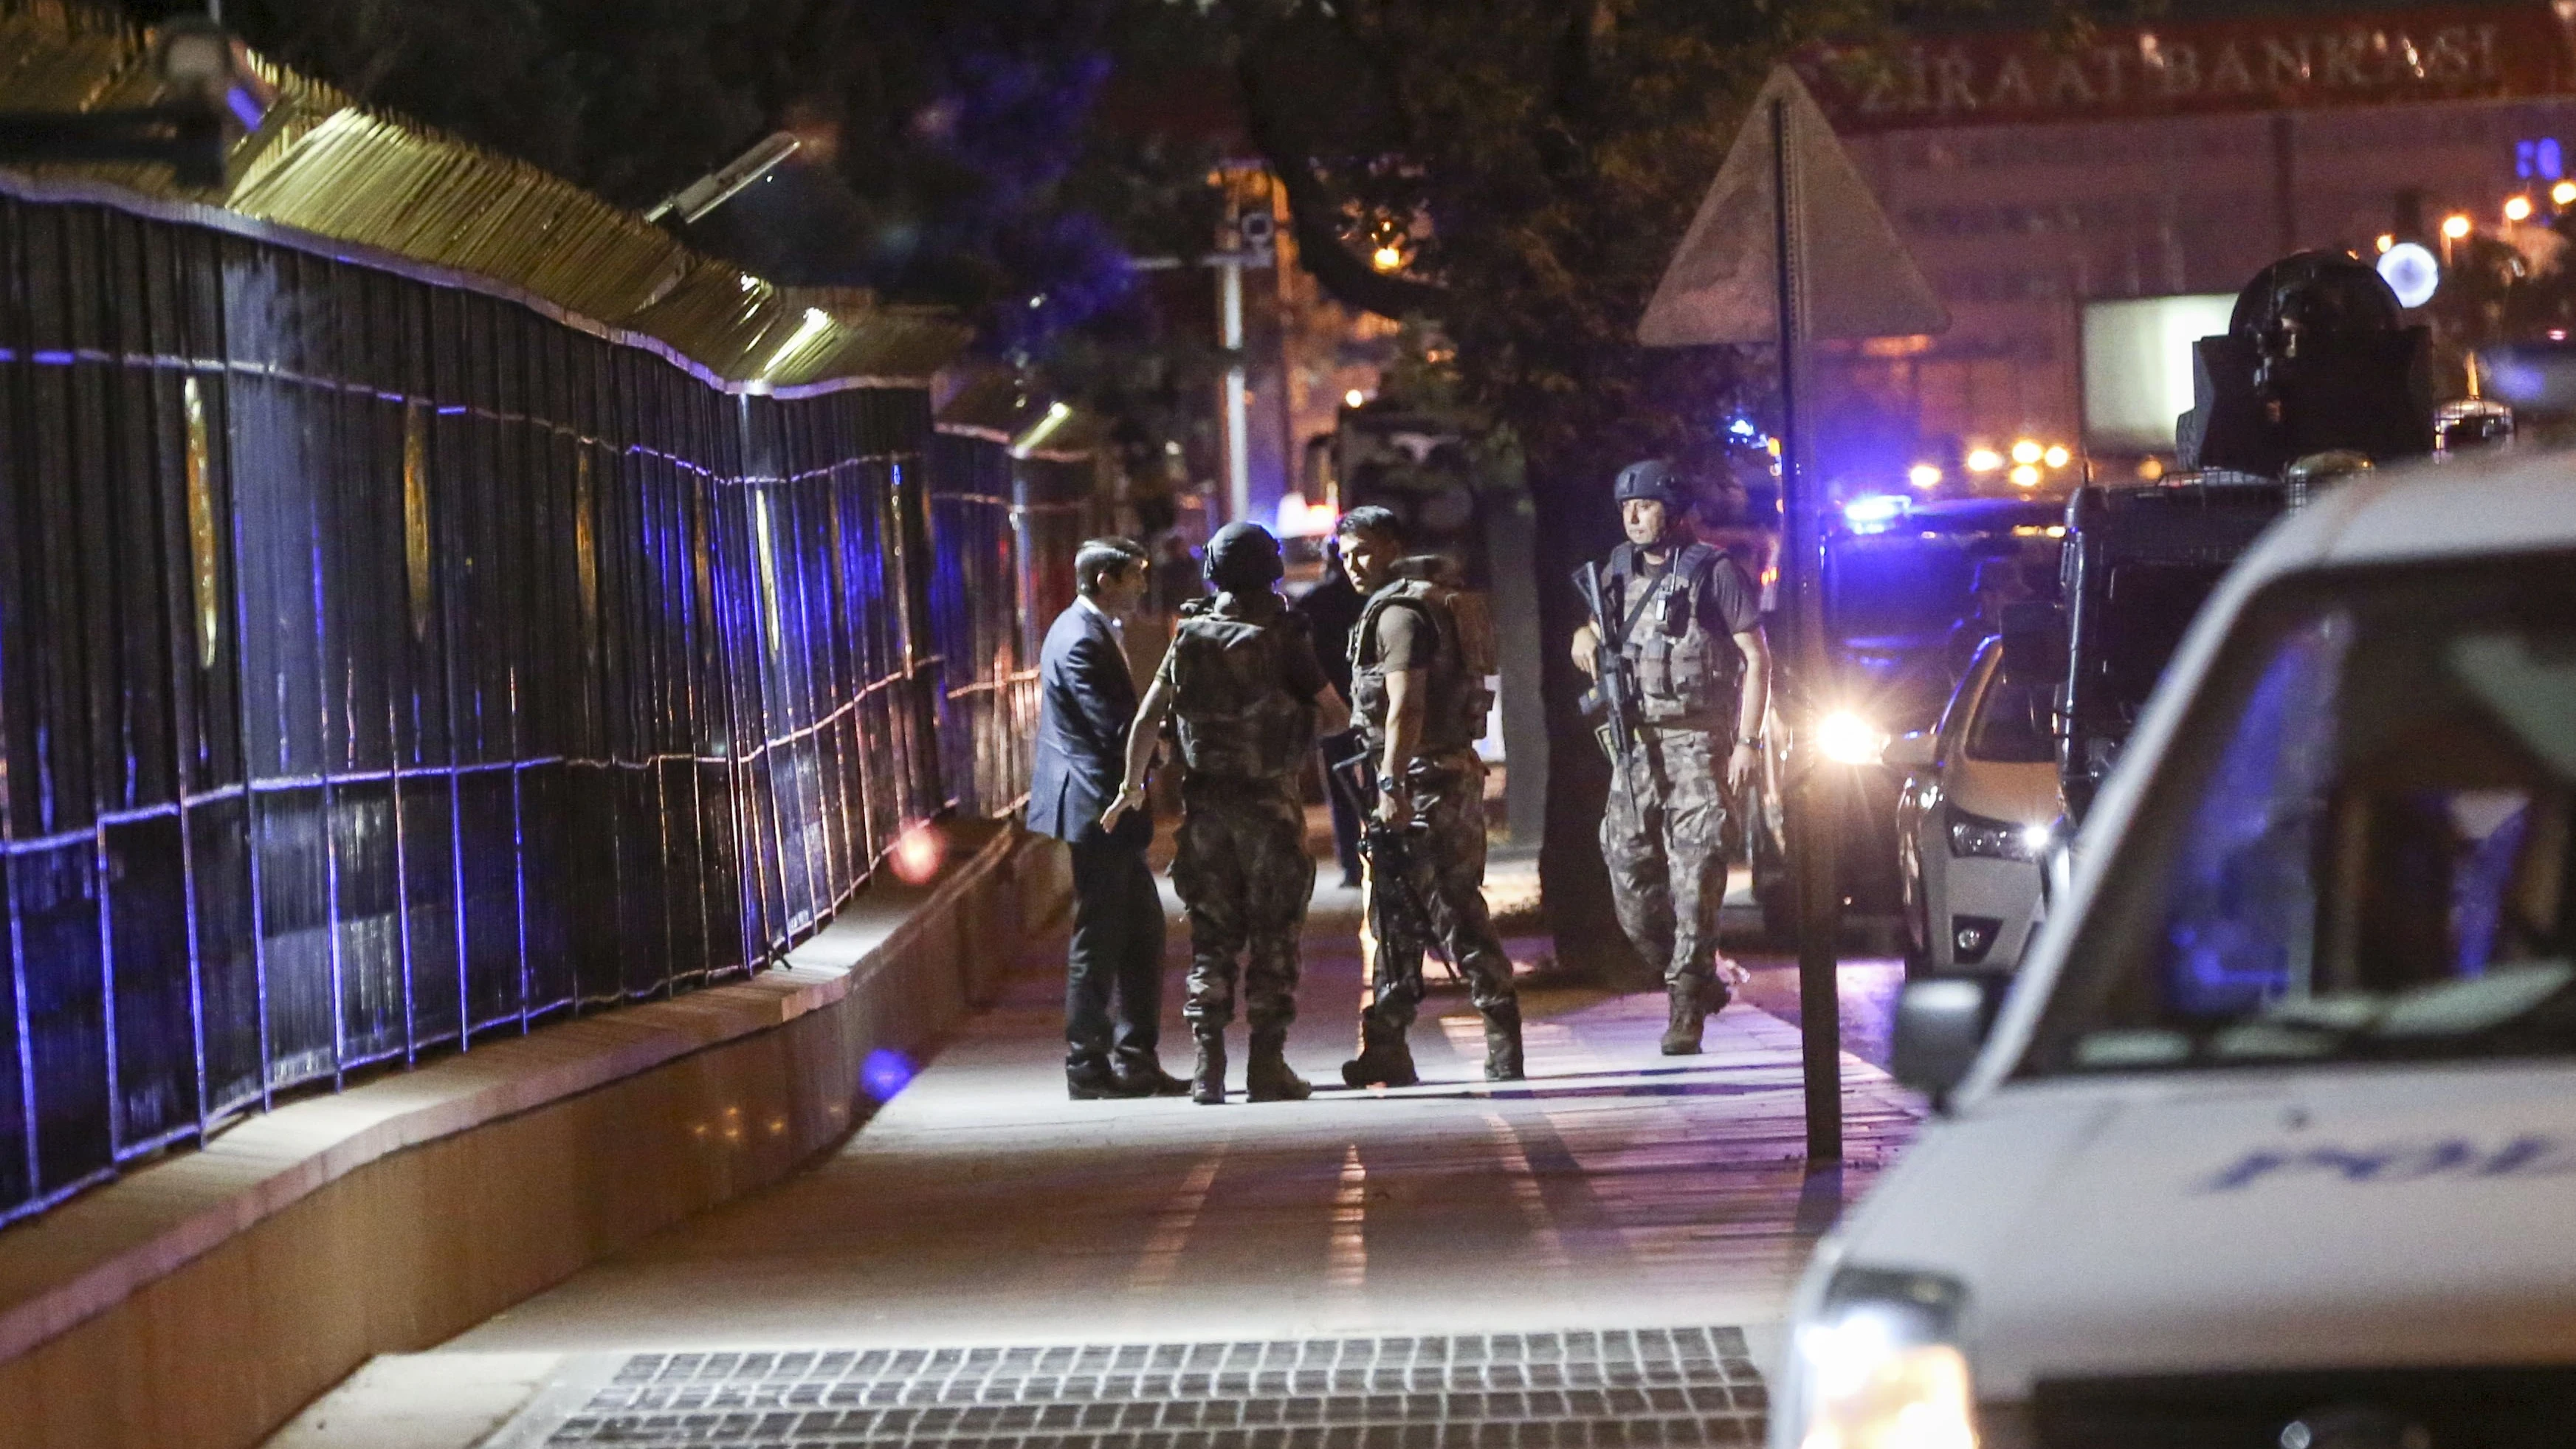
[[1771, 95, 1844, 1163]]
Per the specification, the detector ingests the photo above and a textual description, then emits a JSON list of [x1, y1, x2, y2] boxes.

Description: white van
[[1774, 452, 2576, 1449]]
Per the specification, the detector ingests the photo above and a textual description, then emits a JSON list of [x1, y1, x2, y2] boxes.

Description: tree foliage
[[125, 0, 1216, 354], [1211, 0, 1909, 977]]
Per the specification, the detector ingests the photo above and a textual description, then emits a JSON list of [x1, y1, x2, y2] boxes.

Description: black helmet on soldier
[[1204, 521, 1285, 593], [1614, 458, 1690, 511]]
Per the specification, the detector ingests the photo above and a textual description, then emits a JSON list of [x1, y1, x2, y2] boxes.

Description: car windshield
[[1828, 535, 1980, 642], [2024, 554, 2576, 1074], [1968, 673, 2055, 764]]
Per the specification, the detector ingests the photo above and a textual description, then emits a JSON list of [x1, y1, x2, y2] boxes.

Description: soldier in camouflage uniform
[[1105, 523, 1348, 1105], [1332, 507, 1525, 1087], [1571, 460, 1772, 1055]]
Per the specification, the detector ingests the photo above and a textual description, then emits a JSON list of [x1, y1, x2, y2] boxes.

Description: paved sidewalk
[[266, 875, 1920, 1447]]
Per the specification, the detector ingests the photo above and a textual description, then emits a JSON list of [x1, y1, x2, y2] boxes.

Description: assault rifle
[[1574, 560, 1647, 800], [1328, 748, 1455, 980]]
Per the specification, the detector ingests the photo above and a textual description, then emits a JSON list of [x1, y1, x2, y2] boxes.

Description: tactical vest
[[1604, 542, 1743, 731], [1165, 595, 1318, 785], [1350, 558, 1497, 757]]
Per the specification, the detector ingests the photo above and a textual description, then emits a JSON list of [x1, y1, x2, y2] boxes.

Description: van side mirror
[[1891, 974, 2009, 1106], [1999, 600, 2067, 686]]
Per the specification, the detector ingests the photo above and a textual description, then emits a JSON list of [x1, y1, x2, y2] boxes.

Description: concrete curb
[[0, 822, 1070, 1449]]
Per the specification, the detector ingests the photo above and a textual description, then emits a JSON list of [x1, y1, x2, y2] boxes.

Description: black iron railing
[[0, 181, 1055, 1225]]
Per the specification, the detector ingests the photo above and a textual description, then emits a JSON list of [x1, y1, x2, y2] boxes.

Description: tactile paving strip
[[523, 1327, 1766, 1446]]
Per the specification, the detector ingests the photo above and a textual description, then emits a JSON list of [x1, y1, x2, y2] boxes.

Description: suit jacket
[[1027, 601, 1152, 848]]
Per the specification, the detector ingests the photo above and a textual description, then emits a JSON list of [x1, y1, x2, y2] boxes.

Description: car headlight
[[1946, 805, 2042, 862], [1816, 710, 1891, 765], [1786, 1267, 1975, 1449]]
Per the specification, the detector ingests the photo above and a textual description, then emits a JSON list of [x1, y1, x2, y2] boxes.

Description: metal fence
[[0, 182, 1053, 1226]]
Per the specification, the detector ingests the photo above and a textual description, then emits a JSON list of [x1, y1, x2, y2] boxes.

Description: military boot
[[1482, 1002, 1525, 1081], [1191, 1031, 1227, 1106], [1660, 977, 1711, 1056], [1244, 1030, 1312, 1102], [1340, 1013, 1420, 1088]]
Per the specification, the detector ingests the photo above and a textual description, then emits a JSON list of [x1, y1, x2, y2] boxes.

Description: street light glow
[[2375, 233, 2394, 254], [1966, 447, 2003, 473], [2043, 444, 2071, 469], [1371, 244, 1405, 272], [1907, 463, 1943, 489], [2507, 195, 2535, 223], [2555, 180, 2576, 207], [1344, 388, 1366, 407], [2010, 439, 2042, 466], [2010, 464, 2041, 488], [2442, 213, 2473, 239]]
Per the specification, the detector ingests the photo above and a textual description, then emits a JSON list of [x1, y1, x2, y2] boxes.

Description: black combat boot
[[1244, 1030, 1312, 1102], [1660, 977, 1709, 1056], [1340, 1013, 1420, 1088], [1482, 1002, 1525, 1081], [1191, 1031, 1227, 1105]]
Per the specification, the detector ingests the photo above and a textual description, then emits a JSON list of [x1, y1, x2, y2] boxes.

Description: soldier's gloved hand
[[1715, 954, 1752, 989]]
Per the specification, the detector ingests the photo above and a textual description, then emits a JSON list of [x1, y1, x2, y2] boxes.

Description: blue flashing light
[[2378, 242, 2439, 309], [861, 1048, 915, 1101], [1842, 495, 1909, 531]]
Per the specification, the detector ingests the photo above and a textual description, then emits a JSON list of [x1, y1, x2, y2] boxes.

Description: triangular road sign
[[1639, 66, 1948, 346]]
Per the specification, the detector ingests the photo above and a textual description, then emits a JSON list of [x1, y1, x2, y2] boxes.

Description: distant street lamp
[[2554, 180, 2576, 208], [2441, 212, 2473, 268], [2505, 195, 2535, 223], [644, 131, 801, 226]]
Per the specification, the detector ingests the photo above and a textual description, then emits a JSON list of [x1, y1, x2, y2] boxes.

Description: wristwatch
[[1377, 774, 1405, 796], [1738, 736, 1765, 750]]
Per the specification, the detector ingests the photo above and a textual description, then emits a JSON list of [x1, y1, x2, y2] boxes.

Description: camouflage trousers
[[1363, 751, 1519, 1030], [1172, 777, 1317, 1034], [1601, 729, 1732, 993]]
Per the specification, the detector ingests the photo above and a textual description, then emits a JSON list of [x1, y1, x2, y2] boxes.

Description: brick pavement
[[265, 864, 1921, 1448]]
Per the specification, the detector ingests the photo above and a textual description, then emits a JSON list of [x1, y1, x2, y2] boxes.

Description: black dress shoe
[[1067, 1069, 1148, 1100], [1114, 1063, 1193, 1098]]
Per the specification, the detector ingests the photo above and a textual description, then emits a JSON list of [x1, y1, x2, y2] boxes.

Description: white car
[[1890, 637, 2062, 977], [1774, 452, 2576, 1449]]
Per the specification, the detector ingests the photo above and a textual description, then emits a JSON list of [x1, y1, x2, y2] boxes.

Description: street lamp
[[644, 131, 802, 225], [2506, 195, 2535, 223], [2554, 180, 2576, 208]]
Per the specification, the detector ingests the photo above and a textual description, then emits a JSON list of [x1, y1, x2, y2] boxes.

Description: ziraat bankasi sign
[[1802, 4, 2576, 131]]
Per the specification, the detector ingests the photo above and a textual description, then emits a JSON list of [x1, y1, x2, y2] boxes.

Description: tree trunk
[[1524, 441, 1657, 989]]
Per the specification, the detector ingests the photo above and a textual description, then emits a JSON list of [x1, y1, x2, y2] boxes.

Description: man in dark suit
[[1027, 539, 1188, 1099]]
